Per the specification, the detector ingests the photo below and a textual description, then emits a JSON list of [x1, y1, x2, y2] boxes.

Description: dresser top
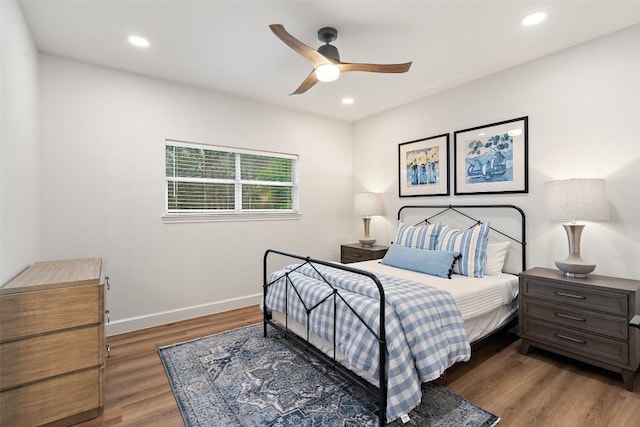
[[1, 258, 103, 294], [521, 267, 640, 292]]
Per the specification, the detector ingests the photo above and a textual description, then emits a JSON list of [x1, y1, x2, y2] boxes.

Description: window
[[164, 140, 299, 221]]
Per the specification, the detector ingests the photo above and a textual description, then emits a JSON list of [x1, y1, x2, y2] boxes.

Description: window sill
[[162, 212, 302, 224]]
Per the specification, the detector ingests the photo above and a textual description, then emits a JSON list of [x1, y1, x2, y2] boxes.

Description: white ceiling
[[18, 0, 640, 122]]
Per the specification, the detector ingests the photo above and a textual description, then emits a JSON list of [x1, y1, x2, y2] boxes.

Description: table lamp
[[354, 192, 382, 247], [544, 178, 609, 278]]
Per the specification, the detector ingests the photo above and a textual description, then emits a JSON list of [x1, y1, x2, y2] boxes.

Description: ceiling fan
[[269, 24, 412, 95]]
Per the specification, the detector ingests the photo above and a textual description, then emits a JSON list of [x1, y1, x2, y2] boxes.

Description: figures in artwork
[[466, 134, 511, 182]]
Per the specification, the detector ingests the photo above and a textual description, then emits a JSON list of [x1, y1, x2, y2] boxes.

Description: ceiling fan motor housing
[[317, 27, 338, 43], [318, 44, 340, 61]]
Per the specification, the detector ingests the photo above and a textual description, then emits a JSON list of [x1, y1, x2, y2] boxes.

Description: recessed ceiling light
[[520, 11, 547, 27], [341, 97, 354, 105], [128, 35, 150, 48]]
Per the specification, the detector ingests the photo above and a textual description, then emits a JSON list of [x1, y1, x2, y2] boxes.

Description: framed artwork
[[398, 133, 450, 197], [453, 116, 528, 195]]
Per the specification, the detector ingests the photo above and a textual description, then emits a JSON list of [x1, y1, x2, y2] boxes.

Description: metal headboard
[[397, 204, 527, 272]]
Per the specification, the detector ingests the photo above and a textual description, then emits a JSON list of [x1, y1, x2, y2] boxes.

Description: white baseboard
[[105, 293, 262, 336]]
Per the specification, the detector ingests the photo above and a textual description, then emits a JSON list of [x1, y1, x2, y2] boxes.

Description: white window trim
[[164, 139, 300, 223], [162, 211, 302, 224]]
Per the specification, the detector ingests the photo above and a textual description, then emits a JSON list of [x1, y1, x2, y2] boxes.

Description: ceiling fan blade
[[270, 24, 334, 67], [290, 71, 319, 95], [338, 62, 412, 74]]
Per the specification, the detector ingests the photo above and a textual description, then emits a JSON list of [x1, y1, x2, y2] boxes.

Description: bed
[[262, 204, 526, 425]]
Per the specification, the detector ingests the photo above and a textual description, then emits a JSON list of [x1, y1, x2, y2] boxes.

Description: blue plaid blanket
[[264, 262, 471, 423]]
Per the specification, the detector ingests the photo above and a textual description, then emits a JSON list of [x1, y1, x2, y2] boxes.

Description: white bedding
[[349, 259, 519, 322]]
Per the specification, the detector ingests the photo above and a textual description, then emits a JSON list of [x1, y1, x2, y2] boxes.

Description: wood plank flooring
[[77, 305, 639, 426]]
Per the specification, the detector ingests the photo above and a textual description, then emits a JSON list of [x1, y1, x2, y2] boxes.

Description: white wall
[[0, 0, 41, 283], [13, 15, 640, 337], [353, 24, 640, 280], [39, 55, 353, 334]]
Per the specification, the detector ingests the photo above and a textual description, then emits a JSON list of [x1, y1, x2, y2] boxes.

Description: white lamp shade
[[354, 192, 382, 217], [544, 178, 609, 221]]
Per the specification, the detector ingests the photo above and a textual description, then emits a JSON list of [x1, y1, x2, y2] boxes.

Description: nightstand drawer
[[523, 318, 629, 366], [342, 246, 372, 260], [522, 278, 628, 316], [522, 299, 628, 340]]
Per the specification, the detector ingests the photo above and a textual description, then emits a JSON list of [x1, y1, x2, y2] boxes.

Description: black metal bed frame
[[263, 204, 526, 426]]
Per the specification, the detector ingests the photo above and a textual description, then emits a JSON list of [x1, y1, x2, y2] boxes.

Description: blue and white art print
[[454, 117, 528, 195], [399, 133, 450, 197]]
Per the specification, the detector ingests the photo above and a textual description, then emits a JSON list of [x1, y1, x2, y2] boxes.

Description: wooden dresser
[[519, 267, 640, 390], [0, 258, 106, 426]]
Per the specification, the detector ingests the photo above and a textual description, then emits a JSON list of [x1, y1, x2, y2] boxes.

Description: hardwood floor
[[78, 305, 639, 426]]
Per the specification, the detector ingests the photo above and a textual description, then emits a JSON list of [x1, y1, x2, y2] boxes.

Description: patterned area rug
[[158, 324, 499, 427]]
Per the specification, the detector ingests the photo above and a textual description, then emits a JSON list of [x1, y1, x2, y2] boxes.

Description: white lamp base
[[358, 238, 376, 247], [359, 216, 376, 247], [555, 223, 596, 278], [555, 259, 596, 278]]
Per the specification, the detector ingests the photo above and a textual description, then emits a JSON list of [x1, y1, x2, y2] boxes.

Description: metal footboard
[[263, 249, 388, 426]]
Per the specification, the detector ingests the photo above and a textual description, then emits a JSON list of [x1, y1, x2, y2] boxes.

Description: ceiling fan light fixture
[[316, 63, 340, 82]]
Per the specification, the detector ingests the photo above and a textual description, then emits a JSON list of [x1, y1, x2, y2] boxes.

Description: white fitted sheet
[[348, 259, 519, 323]]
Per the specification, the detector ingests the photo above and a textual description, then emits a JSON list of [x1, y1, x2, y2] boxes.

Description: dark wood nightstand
[[340, 243, 389, 264], [518, 267, 640, 390]]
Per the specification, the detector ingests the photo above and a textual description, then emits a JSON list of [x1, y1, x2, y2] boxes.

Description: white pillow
[[484, 241, 511, 275]]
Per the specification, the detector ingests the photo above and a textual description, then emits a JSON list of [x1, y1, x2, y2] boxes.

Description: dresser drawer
[[0, 284, 101, 341], [0, 368, 101, 426], [522, 318, 629, 366], [522, 299, 628, 340], [0, 326, 102, 391], [522, 278, 628, 316]]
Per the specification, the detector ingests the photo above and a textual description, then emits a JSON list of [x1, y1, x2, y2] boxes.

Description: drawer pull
[[555, 312, 586, 322], [555, 333, 586, 344], [555, 291, 585, 300], [351, 253, 362, 257], [105, 276, 110, 290]]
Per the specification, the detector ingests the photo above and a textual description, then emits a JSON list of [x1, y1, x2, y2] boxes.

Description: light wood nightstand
[[340, 243, 389, 264], [518, 267, 640, 390]]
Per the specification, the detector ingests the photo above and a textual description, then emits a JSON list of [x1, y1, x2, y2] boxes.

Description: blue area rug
[[158, 324, 499, 426]]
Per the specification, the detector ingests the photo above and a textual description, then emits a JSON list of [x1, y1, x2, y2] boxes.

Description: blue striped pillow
[[435, 222, 491, 277], [394, 222, 442, 250]]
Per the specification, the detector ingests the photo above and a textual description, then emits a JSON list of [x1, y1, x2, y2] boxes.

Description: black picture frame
[[398, 133, 450, 197], [453, 116, 528, 195]]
